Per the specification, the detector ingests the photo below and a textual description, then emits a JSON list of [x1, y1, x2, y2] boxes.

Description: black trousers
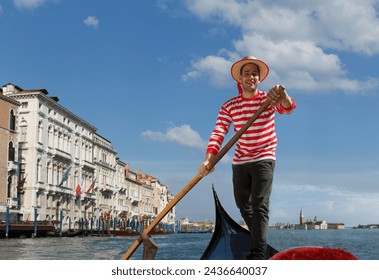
[[232, 159, 275, 259]]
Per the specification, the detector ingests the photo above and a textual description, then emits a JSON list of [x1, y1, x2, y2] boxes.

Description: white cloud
[[271, 183, 379, 226], [13, 0, 49, 9], [142, 124, 207, 150], [83, 16, 99, 29], [183, 0, 379, 93], [181, 54, 232, 87], [141, 124, 233, 164]]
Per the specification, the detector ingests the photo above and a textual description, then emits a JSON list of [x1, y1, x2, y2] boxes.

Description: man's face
[[239, 63, 260, 93]]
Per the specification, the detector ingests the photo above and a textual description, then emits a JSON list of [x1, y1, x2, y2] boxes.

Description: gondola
[[200, 188, 279, 260]]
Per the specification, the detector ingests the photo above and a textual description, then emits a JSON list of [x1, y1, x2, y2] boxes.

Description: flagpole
[[5, 206, 9, 238], [34, 207, 37, 238], [59, 208, 63, 237], [77, 176, 83, 232]]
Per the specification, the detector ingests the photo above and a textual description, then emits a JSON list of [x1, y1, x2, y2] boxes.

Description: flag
[[59, 164, 72, 187], [75, 184, 82, 196], [16, 174, 27, 190], [86, 177, 97, 194]]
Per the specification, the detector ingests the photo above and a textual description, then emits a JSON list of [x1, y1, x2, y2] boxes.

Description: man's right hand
[[199, 154, 215, 177], [199, 161, 211, 177]]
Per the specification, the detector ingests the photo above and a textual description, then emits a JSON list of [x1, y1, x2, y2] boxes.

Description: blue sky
[[1, 0, 379, 227]]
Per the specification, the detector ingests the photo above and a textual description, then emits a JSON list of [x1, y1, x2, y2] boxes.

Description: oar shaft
[[120, 173, 203, 260]]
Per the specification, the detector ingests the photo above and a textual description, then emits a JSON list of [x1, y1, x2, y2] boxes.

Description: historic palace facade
[[0, 83, 175, 231]]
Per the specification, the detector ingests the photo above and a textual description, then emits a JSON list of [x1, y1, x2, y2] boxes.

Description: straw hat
[[231, 56, 269, 82]]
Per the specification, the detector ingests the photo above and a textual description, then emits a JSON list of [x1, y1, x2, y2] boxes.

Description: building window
[[101, 152, 107, 163], [9, 109, 16, 131], [48, 125, 53, 147], [36, 158, 42, 182], [20, 120, 28, 142], [47, 161, 52, 185], [58, 131, 63, 150], [38, 120, 43, 143], [75, 139, 79, 158], [7, 176, 12, 199], [19, 159, 26, 185], [8, 142, 15, 161]]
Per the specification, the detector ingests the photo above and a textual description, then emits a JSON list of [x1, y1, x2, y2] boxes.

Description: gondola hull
[[201, 188, 278, 260]]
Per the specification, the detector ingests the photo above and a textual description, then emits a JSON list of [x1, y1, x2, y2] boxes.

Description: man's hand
[[267, 85, 292, 107], [199, 154, 215, 177]]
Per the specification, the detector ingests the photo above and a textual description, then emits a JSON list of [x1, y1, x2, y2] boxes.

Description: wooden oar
[[120, 98, 272, 260]]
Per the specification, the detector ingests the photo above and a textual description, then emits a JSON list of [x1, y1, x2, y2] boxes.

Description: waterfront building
[[136, 169, 175, 227], [2, 83, 98, 226], [0, 89, 20, 221], [124, 164, 143, 222], [307, 219, 328, 230], [177, 217, 214, 232], [92, 133, 117, 224], [0, 83, 175, 231], [298, 209, 347, 230], [115, 159, 131, 226], [327, 223, 345, 230]]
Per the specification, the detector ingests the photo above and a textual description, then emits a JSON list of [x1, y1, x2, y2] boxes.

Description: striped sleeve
[[276, 97, 296, 114], [206, 104, 232, 155]]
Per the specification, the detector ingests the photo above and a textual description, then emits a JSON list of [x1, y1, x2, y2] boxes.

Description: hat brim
[[231, 56, 269, 83]]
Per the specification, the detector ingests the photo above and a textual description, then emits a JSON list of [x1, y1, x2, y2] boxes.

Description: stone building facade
[[0, 89, 20, 218], [0, 83, 175, 231]]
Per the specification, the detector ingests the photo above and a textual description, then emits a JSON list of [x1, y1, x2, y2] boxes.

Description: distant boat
[[200, 188, 279, 260], [46, 229, 85, 237]]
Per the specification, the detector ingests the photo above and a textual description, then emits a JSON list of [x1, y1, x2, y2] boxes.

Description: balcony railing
[[7, 197, 19, 208], [8, 161, 18, 171]]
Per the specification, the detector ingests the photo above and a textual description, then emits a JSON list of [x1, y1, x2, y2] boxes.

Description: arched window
[[75, 139, 79, 159], [36, 158, 42, 182], [8, 142, 15, 161], [48, 125, 53, 147], [9, 109, 16, 131], [7, 176, 12, 198], [58, 130, 63, 150], [47, 161, 52, 185], [38, 120, 43, 143]]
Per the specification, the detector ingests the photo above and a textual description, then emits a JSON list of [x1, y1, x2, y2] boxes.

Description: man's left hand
[[267, 85, 292, 107]]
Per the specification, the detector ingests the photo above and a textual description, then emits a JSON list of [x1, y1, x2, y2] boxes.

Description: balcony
[[131, 195, 140, 205], [82, 160, 95, 170], [7, 197, 19, 208], [8, 161, 19, 172], [49, 147, 72, 161], [99, 184, 114, 193], [48, 184, 72, 196]]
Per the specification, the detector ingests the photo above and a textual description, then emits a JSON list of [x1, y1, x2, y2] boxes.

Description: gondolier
[[199, 56, 296, 260]]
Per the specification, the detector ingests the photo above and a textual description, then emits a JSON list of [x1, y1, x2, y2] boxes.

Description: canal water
[[0, 229, 378, 260]]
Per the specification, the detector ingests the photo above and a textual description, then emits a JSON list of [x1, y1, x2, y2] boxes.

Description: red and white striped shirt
[[206, 91, 296, 164]]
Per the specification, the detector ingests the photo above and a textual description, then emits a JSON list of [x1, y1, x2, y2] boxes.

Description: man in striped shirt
[[199, 56, 296, 260]]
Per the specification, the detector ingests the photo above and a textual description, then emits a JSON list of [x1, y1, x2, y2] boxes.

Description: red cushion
[[270, 247, 358, 260]]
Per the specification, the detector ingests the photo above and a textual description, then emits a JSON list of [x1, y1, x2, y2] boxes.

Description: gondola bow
[[200, 188, 279, 260]]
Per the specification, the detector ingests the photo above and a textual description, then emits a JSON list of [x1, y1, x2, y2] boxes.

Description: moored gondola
[[200, 188, 279, 260]]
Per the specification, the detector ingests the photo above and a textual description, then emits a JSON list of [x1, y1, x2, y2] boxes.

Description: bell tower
[[300, 208, 304, 225]]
